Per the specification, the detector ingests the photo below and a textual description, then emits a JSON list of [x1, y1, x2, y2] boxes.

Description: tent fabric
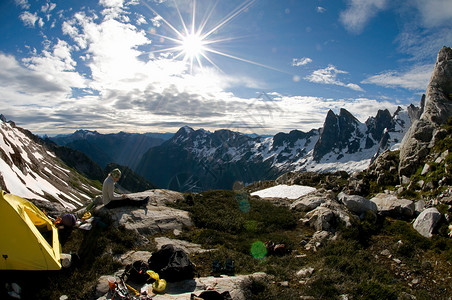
[[0, 190, 62, 270]]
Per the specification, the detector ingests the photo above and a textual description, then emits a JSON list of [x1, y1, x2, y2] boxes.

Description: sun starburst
[[179, 32, 206, 64], [142, 0, 280, 73]]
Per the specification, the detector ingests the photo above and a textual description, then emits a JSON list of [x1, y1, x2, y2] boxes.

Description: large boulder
[[370, 193, 414, 217], [338, 192, 377, 215], [399, 46, 452, 176], [412, 207, 442, 238], [290, 190, 334, 212], [96, 189, 192, 235], [302, 200, 353, 232], [303, 206, 336, 232]]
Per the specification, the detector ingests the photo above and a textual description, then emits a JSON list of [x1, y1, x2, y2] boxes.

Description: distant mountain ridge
[[0, 104, 416, 196], [135, 106, 413, 191], [50, 130, 168, 168]]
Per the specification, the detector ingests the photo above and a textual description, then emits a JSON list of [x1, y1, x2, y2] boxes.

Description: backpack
[[191, 290, 232, 300], [148, 244, 195, 282], [124, 260, 149, 284]]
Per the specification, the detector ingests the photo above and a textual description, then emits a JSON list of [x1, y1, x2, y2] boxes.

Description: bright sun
[[145, 0, 269, 73], [181, 33, 205, 60]]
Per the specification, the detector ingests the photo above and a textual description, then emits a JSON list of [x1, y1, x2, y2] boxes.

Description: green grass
[[3, 189, 451, 299]]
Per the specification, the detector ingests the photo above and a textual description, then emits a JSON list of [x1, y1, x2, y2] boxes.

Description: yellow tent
[[0, 190, 62, 270]]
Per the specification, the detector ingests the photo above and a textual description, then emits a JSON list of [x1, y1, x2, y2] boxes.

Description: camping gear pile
[[105, 244, 196, 299]]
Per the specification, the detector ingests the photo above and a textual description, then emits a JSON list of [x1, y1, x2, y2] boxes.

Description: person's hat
[[111, 168, 121, 178]]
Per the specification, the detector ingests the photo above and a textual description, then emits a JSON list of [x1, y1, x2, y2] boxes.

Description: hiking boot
[[211, 259, 222, 276], [141, 196, 150, 207], [225, 258, 235, 276]]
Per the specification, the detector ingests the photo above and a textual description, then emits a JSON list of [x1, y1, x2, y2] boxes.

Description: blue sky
[[0, 0, 451, 135]]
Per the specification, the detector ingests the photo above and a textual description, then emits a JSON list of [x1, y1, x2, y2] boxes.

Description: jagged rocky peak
[[407, 94, 425, 122], [399, 46, 452, 176], [366, 109, 393, 141], [171, 125, 196, 143], [272, 129, 317, 148], [313, 108, 362, 161], [0, 114, 7, 123], [212, 129, 251, 148]]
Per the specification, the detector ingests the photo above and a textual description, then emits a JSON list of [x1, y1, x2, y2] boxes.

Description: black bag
[[124, 260, 149, 284], [148, 244, 195, 282], [191, 290, 232, 300]]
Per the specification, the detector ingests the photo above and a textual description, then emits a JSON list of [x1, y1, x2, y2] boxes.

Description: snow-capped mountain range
[[1, 104, 415, 197], [0, 115, 99, 210], [136, 106, 413, 191]]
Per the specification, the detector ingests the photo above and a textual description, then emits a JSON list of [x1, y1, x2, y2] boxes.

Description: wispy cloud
[[19, 11, 43, 28], [317, 6, 326, 13], [292, 57, 312, 67], [412, 0, 452, 28], [305, 65, 364, 91], [14, 0, 30, 10], [362, 64, 433, 90], [340, 0, 388, 34]]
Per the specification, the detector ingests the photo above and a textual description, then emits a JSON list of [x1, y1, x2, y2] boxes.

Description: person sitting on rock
[[102, 168, 149, 208]]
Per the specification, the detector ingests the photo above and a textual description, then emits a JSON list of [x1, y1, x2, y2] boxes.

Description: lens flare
[[250, 241, 267, 259]]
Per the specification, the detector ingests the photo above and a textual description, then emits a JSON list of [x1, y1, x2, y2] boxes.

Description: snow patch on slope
[[251, 184, 316, 199]]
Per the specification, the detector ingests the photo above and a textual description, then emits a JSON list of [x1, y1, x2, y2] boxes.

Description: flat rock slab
[[114, 250, 153, 266], [127, 189, 185, 205], [370, 193, 414, 217], [97, 189, 192, 235], [154, 237, 213, 255]]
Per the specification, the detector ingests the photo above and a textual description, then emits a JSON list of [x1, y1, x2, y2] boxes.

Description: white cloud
[[0, 52, 67, 95], [41, 3, 56, 13], [14, 0, 29, 10], [4, 0, 408, 136], [412, 0, 452, 28], [317, 6, 326, 13], [19, 11, 39, 27], [136, 15, 147, 25], [362, 64, 433, 90], [99, 0, 125, 8], [305, 65, 364, 91], [292, 57, 312, 67], [340, 0, 388, 34]]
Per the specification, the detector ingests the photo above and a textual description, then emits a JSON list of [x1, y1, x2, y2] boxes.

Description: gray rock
[[304, 230, 333, 251], [338, 192, 377, 215], [412, 207, 442, 238], [302, 200, 352, 232], [303, 207, 336, 232], [401, 175, 411, 185], [154, 237, 209, 255], [296, 267, 315, 278], [96, 190, 192, 236], [290, 194, 326, 212], [414, 200, 426, 215], [421, 164, 430, 176], [399, 46, 452, 176], [114, 250, 153, 266], [370, 193, 414, 217]]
